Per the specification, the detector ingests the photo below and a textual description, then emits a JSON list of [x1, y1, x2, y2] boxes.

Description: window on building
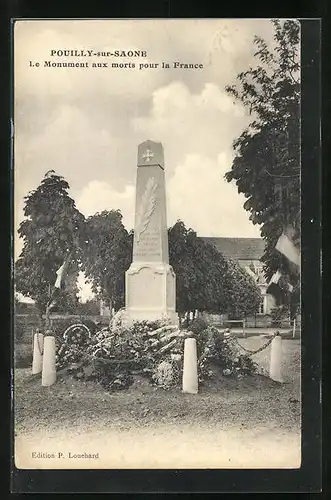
[[259, 298, 264, 314]]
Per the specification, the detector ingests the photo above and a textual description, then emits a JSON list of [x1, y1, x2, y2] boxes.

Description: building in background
[[201, 237, 276, 315]]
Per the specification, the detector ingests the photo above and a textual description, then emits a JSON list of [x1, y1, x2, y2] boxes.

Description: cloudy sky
[[14, 19, 275, 300]]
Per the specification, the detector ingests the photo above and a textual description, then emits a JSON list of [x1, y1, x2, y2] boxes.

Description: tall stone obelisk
[[125, 140, 178, 325]]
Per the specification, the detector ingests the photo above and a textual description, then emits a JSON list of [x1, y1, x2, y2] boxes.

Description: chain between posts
[[228, 332, 278, 355]]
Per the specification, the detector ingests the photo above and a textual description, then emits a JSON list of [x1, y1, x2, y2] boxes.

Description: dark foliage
[[15, 171, 86, 317], [224, 20, 300, 312]]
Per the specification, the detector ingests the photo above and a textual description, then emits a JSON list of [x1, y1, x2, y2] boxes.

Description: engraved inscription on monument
[[133, 229, 162, 259]]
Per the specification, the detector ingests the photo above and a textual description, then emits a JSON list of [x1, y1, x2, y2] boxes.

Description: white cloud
[[132, 81, 249, 175], [167, 153, 260, 237], [76, 181, 135, 229], [75, 151, 260, 238], [15, 104, 114, 184]]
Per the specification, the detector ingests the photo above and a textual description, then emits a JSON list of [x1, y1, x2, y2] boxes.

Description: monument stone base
[[125, 262, 179, 326]]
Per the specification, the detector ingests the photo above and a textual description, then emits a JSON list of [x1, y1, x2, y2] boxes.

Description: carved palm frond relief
[[135, 177, 158, 243]]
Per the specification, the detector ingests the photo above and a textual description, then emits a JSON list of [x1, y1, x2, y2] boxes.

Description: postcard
[[13, 18, 303, 471]]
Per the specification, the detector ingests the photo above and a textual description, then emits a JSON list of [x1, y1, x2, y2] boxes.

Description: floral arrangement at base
[[55, 319, 257, 391], [56, 318, 184, 391], [196, 326, 258, 383], [152, 356, 183, 389]]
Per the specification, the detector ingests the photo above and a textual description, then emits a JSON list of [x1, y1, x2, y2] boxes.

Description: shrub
[[189, 317, 209, 335], [79, 318, 99, 336], [196, 326, 258, 382], [270, 305, 290, 327], [14, 343, 32, 368], [75, 299, 100, 316], [88, 358, 134, 391], [14, 323, 25, 343]]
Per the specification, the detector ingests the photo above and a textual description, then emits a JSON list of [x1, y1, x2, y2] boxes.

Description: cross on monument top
[[138, 140, 164, 169], [142, 149, 154, 162]]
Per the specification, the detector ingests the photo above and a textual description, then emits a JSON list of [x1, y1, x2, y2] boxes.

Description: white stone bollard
[[42, 336, 56, 386], [32, 333, 44, 374], [182, 337, 198, 394], [269, 334, 283, 383]]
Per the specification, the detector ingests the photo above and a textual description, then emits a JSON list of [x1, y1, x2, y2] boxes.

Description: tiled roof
[[200, 237, 265, 261]]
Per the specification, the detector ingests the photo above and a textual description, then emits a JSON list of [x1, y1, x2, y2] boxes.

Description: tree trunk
[[38, 308, 44, 328], [44, 282, 53, 332], [45, 304, 51, 331]]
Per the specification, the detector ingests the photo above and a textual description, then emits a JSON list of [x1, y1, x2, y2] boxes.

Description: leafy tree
[[223, 258, 262, 319], [15, 171, 86, 320], [224, 19, 300, 312], [76, 298, 100, 316], [81, 210, 132, 314], [168, 221, 199, 320], [168, 221, 261, 322]]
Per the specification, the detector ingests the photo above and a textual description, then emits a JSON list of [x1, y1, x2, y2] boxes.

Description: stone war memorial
[[125, 140, 179, 326]]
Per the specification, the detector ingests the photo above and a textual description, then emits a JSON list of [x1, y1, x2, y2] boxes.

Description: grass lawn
[[13, 338, 301, 469]]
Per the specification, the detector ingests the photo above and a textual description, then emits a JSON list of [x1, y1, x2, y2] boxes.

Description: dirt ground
[[13, 338, 301, 470]]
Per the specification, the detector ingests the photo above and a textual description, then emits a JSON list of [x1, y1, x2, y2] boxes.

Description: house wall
[[237, 259, 276, 315], [201, 238, 280, 320], [238, 259, 264, 280], [264, 293, 276, 315]]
